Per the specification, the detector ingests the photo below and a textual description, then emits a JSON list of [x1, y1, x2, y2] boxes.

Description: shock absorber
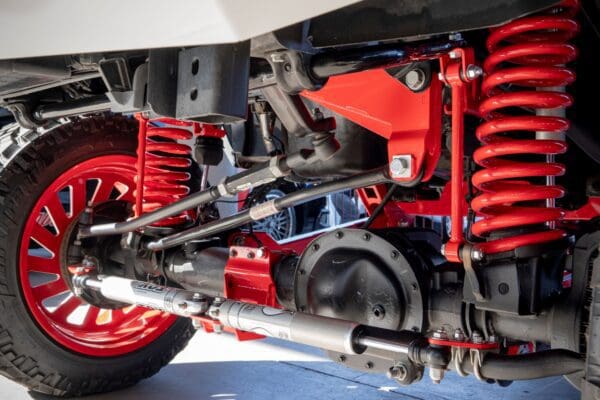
[[135, 116, 194, 226], [471, 0, 580, 255]]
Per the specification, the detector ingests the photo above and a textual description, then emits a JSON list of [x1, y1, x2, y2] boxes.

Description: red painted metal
[[224, 246, 280, 308], [563, 197, 600, 220], [438, 48, 478, 262], [472, 0, 579, 255], [428, 338, 499, 351], [135, 115, 193, 226], [195, 245, 284, 341], [302, 68, 443, 183], [20, 155, 176, 356]]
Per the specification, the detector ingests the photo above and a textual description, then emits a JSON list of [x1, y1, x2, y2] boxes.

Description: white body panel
[[0, 0, 360, 60]]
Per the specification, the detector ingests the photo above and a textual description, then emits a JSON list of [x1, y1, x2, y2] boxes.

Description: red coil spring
[[471, 0, 580, 255], [135, 116, 193, 226]]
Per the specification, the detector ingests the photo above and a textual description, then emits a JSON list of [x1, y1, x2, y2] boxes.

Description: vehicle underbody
[[0, 0, 599, 398]]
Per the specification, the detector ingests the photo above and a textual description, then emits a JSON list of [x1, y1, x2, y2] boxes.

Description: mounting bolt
[[432, 329, 448, 340], [365, 361, 374, 369], [372, 305, 386, 320], [471, 330, 484, 344], [247, 251, 255, 259], [390, 155, 412, 179], [230, 249, 238, 258], [449, 33, 463, 41], [471, 248, 484, 262], [404, 69, 427, 92], [313, 108, 324, 121], [453, 328, 466, 342], [192, 293, 207, 303], [488, 334, 499, 343], [338, 355, 347, 363], [387, 364, 408, 381], [429, 367, 445, 384], [256, 248, 266, 258], [449, 51, 459, 59], [465, 65, 484, 80]]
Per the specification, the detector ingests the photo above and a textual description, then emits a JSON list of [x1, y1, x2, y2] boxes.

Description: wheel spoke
[[69, 180, 87, 216], [26, 255, 60, 274], [30, 224, 60, 254], [82, 306, 100, 329], [52, 296, 82, 321], [92, 178, 116, 204], [44, 194, 70, 231], [32, 279, 68, 300]]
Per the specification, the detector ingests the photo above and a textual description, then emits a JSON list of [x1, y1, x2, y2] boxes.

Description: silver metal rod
[[147, 168, 391, 250], [258, 112, 276, 154], [34, 95, 112, 120], [357, 335, 410, 355], [79, 186, 221, 238]]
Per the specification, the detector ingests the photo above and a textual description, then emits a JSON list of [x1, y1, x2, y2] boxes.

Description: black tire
[[0, 115, 195, 397]]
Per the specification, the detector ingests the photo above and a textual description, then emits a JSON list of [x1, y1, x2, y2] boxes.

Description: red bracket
[[302, 68, 443, 183], [195, 246, 282, 341]]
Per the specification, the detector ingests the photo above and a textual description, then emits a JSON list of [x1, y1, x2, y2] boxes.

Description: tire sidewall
[[0, 117, 193, 394]]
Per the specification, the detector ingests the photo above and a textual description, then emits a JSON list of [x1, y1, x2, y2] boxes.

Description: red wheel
[[0, 116, 194, 397], [19, 155, 177, 356]]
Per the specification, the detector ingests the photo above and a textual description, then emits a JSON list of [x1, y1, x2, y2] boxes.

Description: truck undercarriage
[[0, 0, 599, 398]]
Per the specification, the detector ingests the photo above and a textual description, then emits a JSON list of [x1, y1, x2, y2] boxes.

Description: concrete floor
[[0, 330, 580, 400]]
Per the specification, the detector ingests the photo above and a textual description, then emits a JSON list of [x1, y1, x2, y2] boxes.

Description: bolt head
[[471, 330, 484, 344], [453, 328, 465, 342], [256, 248, 266, 258], [404, 69, 426, 91], [471, 248, 484, 261], [465, 65, 483, 80], [389, 155, 412, 179], [449, 33, 463, 41], [387, 365, 408, 381], [432, 329, 448, 340], [488, 334, 499, 343], [449, 51, 459, 59]]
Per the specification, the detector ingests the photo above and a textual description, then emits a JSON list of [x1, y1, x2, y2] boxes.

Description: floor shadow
[[26, 359, 579, 400]]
